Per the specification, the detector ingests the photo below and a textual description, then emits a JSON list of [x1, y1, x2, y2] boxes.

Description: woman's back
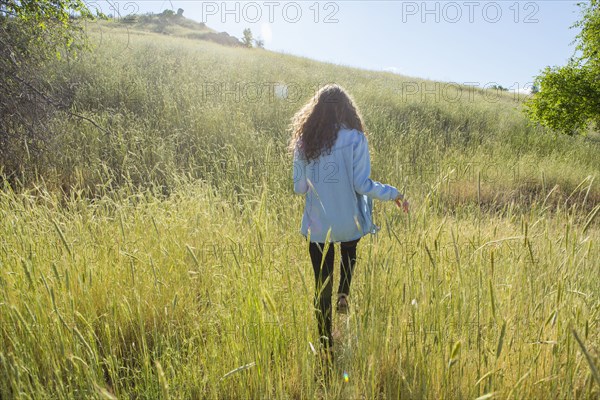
[[293, 127, 398, 243]]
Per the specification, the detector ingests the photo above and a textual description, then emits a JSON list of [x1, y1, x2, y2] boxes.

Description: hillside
[[92, 12, 244, 47], [1, 17, 599, 400], [43, 21, 600, 208]]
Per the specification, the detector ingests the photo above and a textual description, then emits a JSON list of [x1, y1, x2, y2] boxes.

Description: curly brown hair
[[288, 84, 366, 162]]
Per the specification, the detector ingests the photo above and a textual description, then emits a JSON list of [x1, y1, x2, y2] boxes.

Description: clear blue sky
[[96, 1, 586, 89]]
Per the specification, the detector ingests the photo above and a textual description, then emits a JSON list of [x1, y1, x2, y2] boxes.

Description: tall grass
[[0, 20, 599, 399]]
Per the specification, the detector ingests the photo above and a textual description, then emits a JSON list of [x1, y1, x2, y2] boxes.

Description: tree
[[242, 28, 253, 48], [177, 8, 184, 17], [524, 0, 600, 135], [531, 84, 539, 94], [0, 0, 96, 184], [489, 84, 508, 91], [254, 37, 264, 49]]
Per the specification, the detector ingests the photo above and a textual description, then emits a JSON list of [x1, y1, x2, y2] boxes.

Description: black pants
[[308, 238, 360, 349]]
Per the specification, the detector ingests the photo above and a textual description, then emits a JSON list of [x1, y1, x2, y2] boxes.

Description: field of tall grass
[[1, 19, 599, 399]]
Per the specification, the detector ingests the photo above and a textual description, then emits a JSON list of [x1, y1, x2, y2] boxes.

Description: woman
[[289, 83, 408, 364]]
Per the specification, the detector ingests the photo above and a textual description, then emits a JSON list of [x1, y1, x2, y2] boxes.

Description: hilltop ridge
[[99, 11, 244, 47]]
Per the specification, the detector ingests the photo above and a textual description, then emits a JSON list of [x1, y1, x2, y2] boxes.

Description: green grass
[[1, 20, 599, 399]]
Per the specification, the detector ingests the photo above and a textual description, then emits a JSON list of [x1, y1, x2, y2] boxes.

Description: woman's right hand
[[395, 194, 409, 213]]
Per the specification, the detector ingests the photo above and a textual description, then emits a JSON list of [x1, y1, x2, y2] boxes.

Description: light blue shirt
[[293, 127, 399, 243]]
